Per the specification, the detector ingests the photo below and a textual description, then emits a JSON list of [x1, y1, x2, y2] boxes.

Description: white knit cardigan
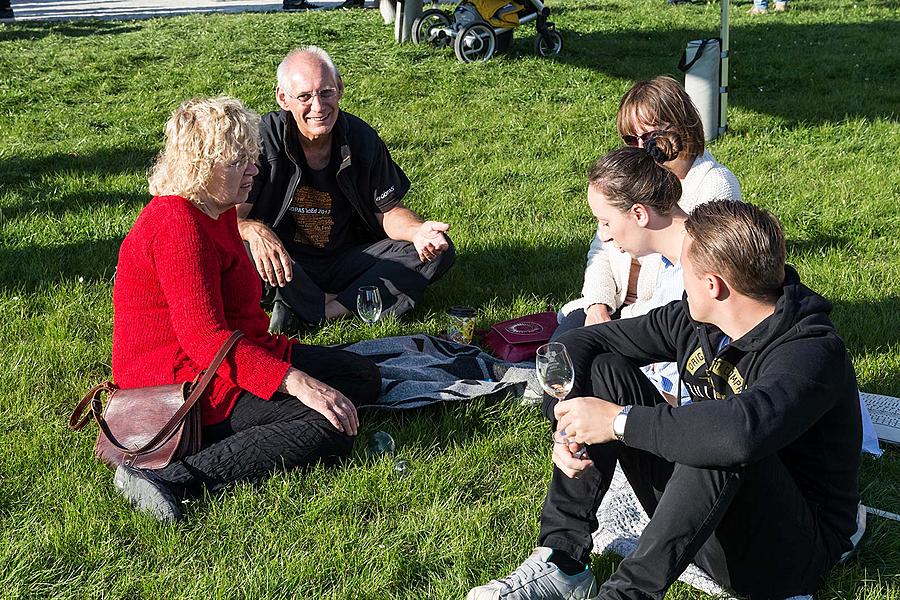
[[560, 150, 742, 320]]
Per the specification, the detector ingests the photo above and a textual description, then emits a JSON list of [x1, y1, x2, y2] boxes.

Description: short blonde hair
[[148, 96, 261, 202]]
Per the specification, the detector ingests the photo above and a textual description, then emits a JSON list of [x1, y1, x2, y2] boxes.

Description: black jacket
[[246, 109, 411, 244], [576, 266, 861, 559]]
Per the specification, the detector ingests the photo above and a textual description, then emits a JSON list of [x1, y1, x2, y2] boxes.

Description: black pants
[[538, 329, 834, 599], [273, 237, 455, 324], [550, 308, 588, 342], [155, 344, 380, 497]]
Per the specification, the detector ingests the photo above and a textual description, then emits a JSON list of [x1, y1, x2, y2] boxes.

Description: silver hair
[[276, 46, 341, 91]]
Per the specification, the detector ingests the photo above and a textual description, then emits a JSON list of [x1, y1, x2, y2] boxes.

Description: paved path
[[5, 0, 354, 22]]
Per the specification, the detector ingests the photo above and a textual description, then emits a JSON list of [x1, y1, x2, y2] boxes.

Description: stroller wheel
[[454, 22, 497, 63], [535, 30, 563, 57], [412, 9, 452, 47]]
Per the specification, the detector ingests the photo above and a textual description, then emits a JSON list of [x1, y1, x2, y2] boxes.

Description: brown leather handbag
[[69, 331, 244, 470]]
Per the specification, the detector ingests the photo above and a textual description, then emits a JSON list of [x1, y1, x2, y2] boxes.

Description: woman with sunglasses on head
[[556, 77, 741, 401]]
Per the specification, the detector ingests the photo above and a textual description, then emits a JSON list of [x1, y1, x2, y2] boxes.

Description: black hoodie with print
[[571, 265, 861, 561]]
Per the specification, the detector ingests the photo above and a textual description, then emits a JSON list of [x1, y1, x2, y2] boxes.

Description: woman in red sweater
[[112, 97, 380, 522]]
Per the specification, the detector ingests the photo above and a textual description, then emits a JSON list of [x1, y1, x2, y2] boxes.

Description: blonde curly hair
[[148, 96, 261, 203]]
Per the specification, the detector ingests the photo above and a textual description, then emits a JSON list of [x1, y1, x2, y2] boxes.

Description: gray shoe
[[114, 464, 182, 523], [467, 547, 599, 600]]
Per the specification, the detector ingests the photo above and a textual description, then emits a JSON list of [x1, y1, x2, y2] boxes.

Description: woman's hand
[[281, 368, 358, 436], [585, 303, 612, 326]]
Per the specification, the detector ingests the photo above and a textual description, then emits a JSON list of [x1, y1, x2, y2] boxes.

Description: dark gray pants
[[155, 344, 380, 497], [272, 237, 455, 325], [538, 328, 838, 599]]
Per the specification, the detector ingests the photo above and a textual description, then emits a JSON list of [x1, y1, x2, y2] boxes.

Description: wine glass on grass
[[357, 286, 382, 326]]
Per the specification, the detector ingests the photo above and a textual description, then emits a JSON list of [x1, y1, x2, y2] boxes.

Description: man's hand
[[552, 438, 594, 479], [585, 303, 613, 326], [282, 368, 358, 436], [412, 221, 451, 262], [238, 219, 293, 287], [555, 396, 622, 446]]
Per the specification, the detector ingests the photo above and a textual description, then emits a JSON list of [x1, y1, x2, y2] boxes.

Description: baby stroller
[[411, 0, 562, 63]]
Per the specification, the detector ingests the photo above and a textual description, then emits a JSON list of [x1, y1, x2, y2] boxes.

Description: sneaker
[[0, 8, 13, 20], [748, 5, 768, 13], [774, 1, 787, 10], [269, 300, 302, 336], [114, 464, 182, 524], [467, 547, 599, 600], [283, 0, 320, 9]]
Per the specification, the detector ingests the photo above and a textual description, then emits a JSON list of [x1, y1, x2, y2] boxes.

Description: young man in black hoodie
[[470, 200, 861, 600]]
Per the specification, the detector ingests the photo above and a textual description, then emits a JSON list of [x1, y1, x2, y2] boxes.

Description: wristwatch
[[613, 405, 632, 442]]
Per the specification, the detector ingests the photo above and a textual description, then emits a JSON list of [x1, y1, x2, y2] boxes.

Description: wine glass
[[357, 286, 382, 325], [536, 342, 575, 401], [537, 343, 586, 458]]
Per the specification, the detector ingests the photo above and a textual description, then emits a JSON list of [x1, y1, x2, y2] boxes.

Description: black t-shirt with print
[[275, 153, 355, 259]]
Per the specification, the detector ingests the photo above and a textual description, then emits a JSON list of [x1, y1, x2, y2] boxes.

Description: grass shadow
[[433, 238, 588, 309], [0, 236, 122, 292], [359, 394, 518, 454], [0, 188, 145, 225], [507, 19, 900, 126], [0, 20, 143, 42], [0, 146, 154, 222], [0, 146, 156, 188], [829, 297, 900, 362]]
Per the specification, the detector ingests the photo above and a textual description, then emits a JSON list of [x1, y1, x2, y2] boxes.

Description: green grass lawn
[[1, 0, 898, 597]]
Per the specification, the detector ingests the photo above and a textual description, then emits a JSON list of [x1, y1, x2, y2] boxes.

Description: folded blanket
[[342, 334, 534, 409]]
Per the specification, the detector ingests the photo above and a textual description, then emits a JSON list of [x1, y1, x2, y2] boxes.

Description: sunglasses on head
[[621, 130, 663, 147]]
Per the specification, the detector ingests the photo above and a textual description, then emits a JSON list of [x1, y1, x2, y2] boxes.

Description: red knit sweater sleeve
[[148, 204, 291, 400]]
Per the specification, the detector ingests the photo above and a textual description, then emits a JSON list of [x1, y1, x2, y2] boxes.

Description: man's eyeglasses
[[621, 130, 663, 147], [289, 87, 339, 105]]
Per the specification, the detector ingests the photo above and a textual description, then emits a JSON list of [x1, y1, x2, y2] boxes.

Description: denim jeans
[[754, 0, 786, 9]]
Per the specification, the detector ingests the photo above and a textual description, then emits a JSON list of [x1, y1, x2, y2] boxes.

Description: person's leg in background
[[268, 261, 329, 334], [749, 0, 769, 14]]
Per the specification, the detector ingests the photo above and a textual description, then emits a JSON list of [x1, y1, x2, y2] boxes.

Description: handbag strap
[[677, 38, 721, 73], [70, 382, 115, 431], [71, 331, 244, 456]]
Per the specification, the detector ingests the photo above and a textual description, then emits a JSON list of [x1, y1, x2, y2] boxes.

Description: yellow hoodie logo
[[685, 346, 745, 400]]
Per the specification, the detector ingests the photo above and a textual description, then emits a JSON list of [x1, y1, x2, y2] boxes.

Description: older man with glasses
[[237, 46, 454, 335]]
